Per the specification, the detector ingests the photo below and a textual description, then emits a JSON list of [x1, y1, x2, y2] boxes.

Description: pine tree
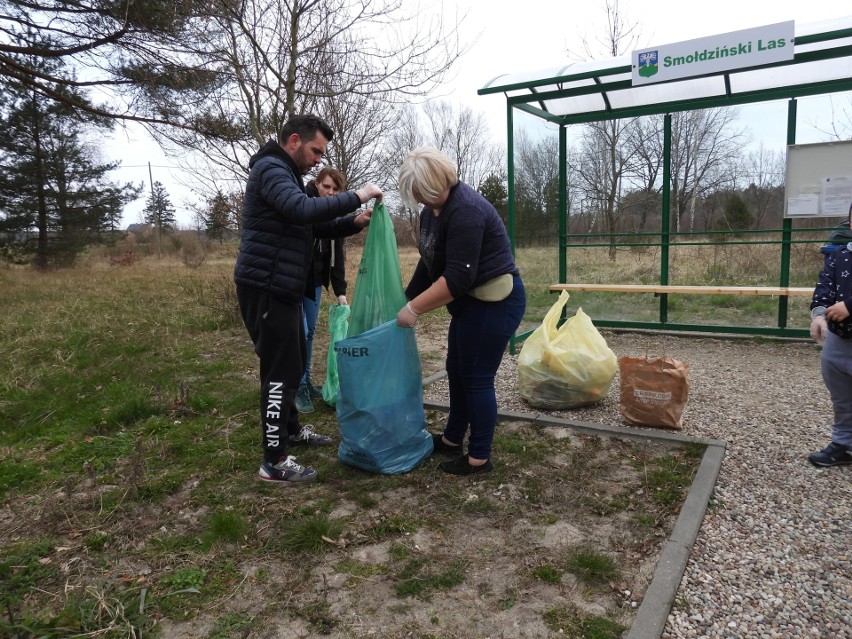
[[0, 1, 218, 126], [202, 192, 239, 242], [143, 182, 177, 231], [0, 45, 141, 267], [478, 174, 508, 223], [719, 193, 754, 231]]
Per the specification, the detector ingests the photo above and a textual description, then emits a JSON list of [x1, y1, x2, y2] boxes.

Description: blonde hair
[[398, 147, 459, 210]]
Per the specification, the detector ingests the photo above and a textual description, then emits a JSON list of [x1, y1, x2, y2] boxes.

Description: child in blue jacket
[[808, 201, 852, 467]]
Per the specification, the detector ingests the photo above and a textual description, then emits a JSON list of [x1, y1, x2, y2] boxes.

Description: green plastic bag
[[322, 303, 350, 407], [346, 202, 407, 337]]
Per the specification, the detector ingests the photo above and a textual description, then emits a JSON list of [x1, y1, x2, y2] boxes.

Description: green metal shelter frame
[[479, 17, 852, 340]]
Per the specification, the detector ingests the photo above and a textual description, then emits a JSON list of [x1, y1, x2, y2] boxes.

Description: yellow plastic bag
[[518, 291, 617, 409]]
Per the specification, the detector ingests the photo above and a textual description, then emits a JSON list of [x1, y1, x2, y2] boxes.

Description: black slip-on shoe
[[431, 433, 463, 456], [439, 454, 492, 476]]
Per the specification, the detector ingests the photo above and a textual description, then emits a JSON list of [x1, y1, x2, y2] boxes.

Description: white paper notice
[[821, 176, 852, 217], [786, 194, 819, 217]]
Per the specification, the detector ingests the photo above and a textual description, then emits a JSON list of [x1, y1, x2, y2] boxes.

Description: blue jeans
[[443, 275, 526, 460], [300, 285, 322, 386], [821, 330, 852, 447]]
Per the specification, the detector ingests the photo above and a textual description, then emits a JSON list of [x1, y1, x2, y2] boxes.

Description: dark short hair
[[279, 114, 334, 144]]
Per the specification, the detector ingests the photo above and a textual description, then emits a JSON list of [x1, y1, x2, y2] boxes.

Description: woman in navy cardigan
[[396, 147, 526, 475]]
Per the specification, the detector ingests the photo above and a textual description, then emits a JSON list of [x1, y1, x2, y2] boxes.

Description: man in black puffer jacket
[[234, 114, 382, 485]]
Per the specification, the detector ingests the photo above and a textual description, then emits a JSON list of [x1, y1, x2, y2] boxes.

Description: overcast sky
[[109, 0, 852, 227]]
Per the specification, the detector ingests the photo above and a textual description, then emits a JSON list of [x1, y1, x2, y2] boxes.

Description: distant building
[[126, 223, 151, 234]]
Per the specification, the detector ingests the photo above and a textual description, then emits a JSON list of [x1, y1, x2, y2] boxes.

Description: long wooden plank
[[548, 283, 813, 297]]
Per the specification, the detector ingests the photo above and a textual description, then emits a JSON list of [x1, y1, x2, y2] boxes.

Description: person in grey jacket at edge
[[234, 113, 382, 485]]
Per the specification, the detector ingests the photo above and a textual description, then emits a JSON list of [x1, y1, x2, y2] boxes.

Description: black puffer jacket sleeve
[[254, 156, 360, 224], [234, 153, 362, 302]]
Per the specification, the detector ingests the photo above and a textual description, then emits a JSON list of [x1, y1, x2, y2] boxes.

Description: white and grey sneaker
[[288, 425, 332, 446], [258, 456, 318, 484]]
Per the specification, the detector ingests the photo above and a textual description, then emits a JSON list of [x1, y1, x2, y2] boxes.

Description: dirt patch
[[2, 416, 698, 639]]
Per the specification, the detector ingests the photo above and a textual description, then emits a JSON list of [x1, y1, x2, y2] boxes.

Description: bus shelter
[[479, 16, 852, 341]]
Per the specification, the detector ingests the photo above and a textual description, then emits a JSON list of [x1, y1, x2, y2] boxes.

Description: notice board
[[785, 140, 852, 218]]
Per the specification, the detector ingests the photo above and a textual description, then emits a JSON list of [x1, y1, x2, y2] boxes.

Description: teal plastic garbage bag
[[322, 303, 350, 407], [335, 320, 432, 474]]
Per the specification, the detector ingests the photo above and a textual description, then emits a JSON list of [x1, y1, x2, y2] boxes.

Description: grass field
[[0, 242, 704, 638]]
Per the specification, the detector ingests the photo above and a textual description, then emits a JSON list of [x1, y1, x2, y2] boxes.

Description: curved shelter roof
[[478, 16, 852, 125]]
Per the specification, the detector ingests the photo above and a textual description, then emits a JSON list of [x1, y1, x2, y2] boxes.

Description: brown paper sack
[[618, 356, 690, 429]]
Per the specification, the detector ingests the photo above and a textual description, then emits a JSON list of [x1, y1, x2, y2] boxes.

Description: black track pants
[[237, 286, 306, 456]]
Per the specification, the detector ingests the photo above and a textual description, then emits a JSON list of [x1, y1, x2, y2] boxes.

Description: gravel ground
[[424, 331, 851, 639]]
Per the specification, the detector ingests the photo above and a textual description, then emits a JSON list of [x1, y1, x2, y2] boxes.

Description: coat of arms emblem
[[638, 51, 659, 78]]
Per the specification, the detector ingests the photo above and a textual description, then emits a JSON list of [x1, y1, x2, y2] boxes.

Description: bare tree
[[624, 114, 664, 232], [577, 118, 638, 258], [378, 105, 425, 178], [143, 0, 466, 194], [378, 100, 504, 241], [739, 144, 785, 228], [513, 129, 564, 246], [376, 105, 426, 241], [669, 108, 748, 232], [808, 94, 852, 141], [422, 100, 504, 190], [570, 0, 640, 60], [569, 0, 641, 259], [313, 91, 402, 188]]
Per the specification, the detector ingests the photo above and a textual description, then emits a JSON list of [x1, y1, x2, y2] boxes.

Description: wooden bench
[[549, 283, 813, 297]]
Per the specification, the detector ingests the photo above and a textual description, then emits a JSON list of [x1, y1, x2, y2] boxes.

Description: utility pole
[[148, 162, 161, 258]]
